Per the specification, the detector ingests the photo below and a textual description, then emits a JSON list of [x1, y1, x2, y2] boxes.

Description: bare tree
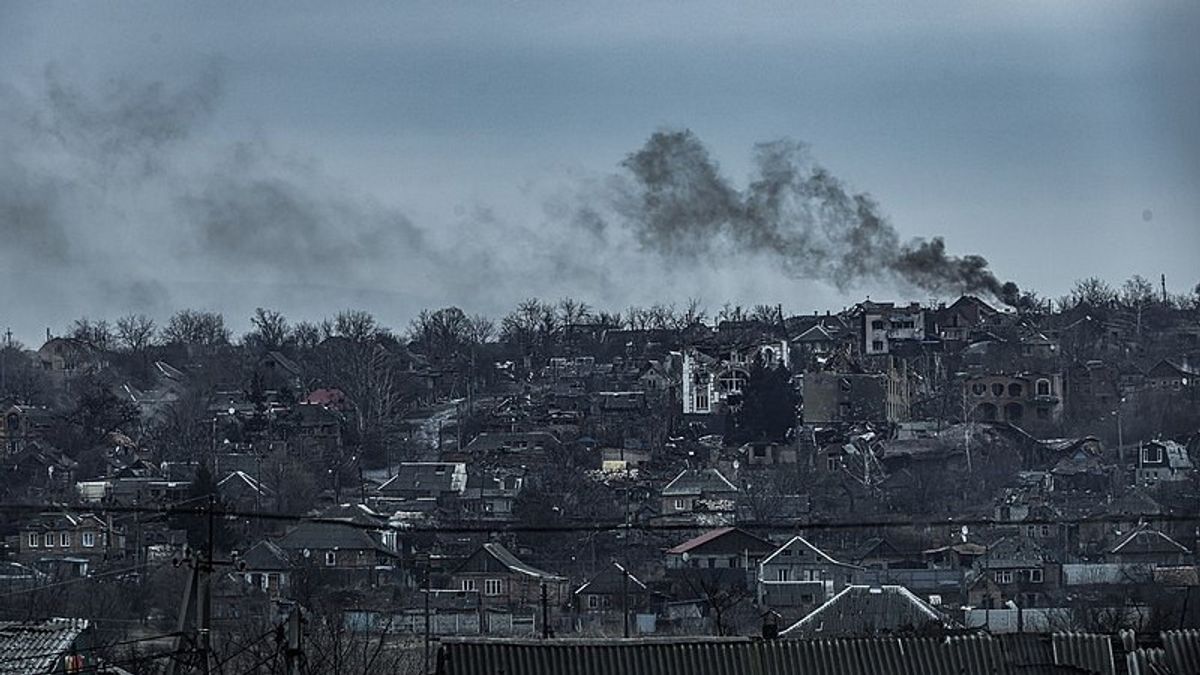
[[332, 309, 388, 343], [245, 308, 291, 353], [677, 298, 708, 328], [69, 317, 113, 350], [1069, 277, 1117, 309], [162, 309, 232, 348], [115, 314, 157, 353], [465, 313, 495, 345], [292, 321, 323, 350], [556, 297, 592, 326]]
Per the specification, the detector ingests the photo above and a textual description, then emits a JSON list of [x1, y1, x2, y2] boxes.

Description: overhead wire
[[1, 501, 1195, 536]]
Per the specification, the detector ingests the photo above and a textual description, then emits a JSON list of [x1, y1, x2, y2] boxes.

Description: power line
[[0, 561, 152, 599], [31, 647, 184, 675], [1, 501, 1197, 536], [2, 630, 182, 665], [207, 622, 282, 674]]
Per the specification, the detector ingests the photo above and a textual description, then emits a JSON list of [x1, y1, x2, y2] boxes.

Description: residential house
[[739, 441, 797, 466], [257, 350, 303, 391], [781, 585, 958, 638], [970, 537, 1059, 609], [456, 431, 561, 464], [461, 469, 524, 522], [1050, 447, 1112, 493], [37, 337, 106, 379], [76, 472, 190, 506], [861, 302, 927, 356], [1136, 439, 1193, 484], [17, 512, 125, 576], [374, 462, 467, 511], [664, 527, 776, 587], [801, 361, 911, 425], [844, 537, 925, 571], [964, 372, 1064, 430], [1146, 358, 1199, 392], [218, 470, 275, 512], [287, 403, 345, 462], [934, 296, 1000, 341], [273, 521, 399, 585], [573, 562, 657, 634], [1107, 527, 1192, 567], [792, 324, 838, 356], [659, 468, 739, 523], [1, 404, 55, 457], [236, 540, 292, 596], [2, 441, 76, 501], [758, 536, 861, 616], [680, 339, 790, 417], [448, 542, 569, 611], [0, 617, 92, 674]]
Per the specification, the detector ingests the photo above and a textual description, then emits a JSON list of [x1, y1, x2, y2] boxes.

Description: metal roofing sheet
[[437, 633, 1115, 675]]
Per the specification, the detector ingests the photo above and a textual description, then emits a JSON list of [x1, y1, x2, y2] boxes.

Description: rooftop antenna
[[1161, 274, 1168, 304]]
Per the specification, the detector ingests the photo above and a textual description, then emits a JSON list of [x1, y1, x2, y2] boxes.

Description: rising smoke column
[[613, 129, 1019, 302]]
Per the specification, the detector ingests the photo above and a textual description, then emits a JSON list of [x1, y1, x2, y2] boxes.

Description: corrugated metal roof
[[0, 618, 88, 675], [437, 634, 1115, 675]]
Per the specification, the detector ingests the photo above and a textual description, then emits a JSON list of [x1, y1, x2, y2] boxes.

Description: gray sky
[[1, 1, 1197, 342]]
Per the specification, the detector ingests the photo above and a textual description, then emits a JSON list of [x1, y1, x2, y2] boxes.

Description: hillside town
[[2, 278, 1199, 673]]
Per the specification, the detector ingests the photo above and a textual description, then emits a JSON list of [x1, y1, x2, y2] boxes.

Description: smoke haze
[[611, 130, 1016, 300], [1, 68, 1011, 341]]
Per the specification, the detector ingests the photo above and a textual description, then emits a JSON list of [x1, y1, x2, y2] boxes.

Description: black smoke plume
[[612, 129, 1018, 302]]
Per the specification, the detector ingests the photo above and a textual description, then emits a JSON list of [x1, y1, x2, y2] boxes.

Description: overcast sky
[[1, 1, 1197, 343]]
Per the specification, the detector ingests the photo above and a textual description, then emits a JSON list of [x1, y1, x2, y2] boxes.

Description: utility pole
[[621, 564, 630, 638], [200, 496, 215, 675], [283, 607, 304, 675], [424, 570, 431, 674], [165, 496, 217, 675], [540, 583, 549, 639]]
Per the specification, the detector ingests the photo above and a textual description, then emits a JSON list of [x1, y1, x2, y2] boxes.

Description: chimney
[[46, 327, 51, 342]]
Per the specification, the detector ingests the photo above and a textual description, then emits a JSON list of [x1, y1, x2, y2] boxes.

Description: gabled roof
[[261, 351, 302, 377], [782, 585, 956, 638], [980, 537, 1052, 568], [315, 503, 389, 528], [665, 527, 774, 556], [575, 562, 647, 596], [377, 462, 467, 495], [274, 521, 394, 556], [794, 324, 835, 343], [661, 468, 738, 497], [469, 543, 564, 581], [218, 471, 273, 497], [0, 617, 89, 674], [1111, 527, 1191, 556], [1095, 490, 1163, 518], [239, 540, 290, 570], [761, 536, 858, 569]]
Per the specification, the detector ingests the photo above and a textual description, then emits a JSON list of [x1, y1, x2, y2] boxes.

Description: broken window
[[1008, 383, 1023, 397], [991, 383, 1005, 396], [972, 383, 986, 396]]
